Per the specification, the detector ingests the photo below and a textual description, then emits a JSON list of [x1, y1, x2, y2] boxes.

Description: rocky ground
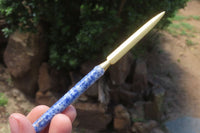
[[147, 0, 200, 132], [148, 0, 200, 119], [0, 0, 200, 133], [0, 65, 35, 132]]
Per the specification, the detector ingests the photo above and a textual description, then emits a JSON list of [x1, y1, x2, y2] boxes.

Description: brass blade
[[100, 11, 165, 70]]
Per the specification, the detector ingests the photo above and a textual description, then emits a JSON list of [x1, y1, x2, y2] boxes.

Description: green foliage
[[186, 39, 197, 46], [169, 15, 188, 21], [191, 15, 200, 20], [166, 13, 200, 38], [166, 13, 198, 47], [180, 22, 193, 30], [166, 22, 195, 37], [169, 14, 200, 21], [0, 0, 189, 70], [0, 93, 8, 106]]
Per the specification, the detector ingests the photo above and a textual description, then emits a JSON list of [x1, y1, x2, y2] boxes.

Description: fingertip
[[9, 113, 35, 133], [62, 105, 77, 122], [28, 105, 49, 115], [49, 114, 72, 133], [27, 105, 49, 123], [9, 113, 20, 133]]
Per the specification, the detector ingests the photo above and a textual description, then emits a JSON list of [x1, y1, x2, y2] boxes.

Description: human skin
[[9, 105, 76, 133]]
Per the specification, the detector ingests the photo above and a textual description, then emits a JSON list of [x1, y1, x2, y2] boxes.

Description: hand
[[9, 105, 76, 133]]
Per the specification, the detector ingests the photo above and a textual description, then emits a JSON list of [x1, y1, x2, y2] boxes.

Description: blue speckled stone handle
[[33, 65, 104, 133]]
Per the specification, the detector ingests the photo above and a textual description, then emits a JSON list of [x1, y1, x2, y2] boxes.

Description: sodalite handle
[[33, 65, 104, 133]]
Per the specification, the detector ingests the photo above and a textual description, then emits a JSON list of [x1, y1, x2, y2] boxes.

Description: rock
[[114, 104, 131, 130], [4, 30, 47, 96], [10, 88, 21, 97], [80, 61, 99, 75], [114, 118, 129, 131], [120, 83, 133, 91], [74, 102, 106, 113], [131, 126, 137, 133], [98, 78, 110, 105], [130, 101, 145, 121], [109, 52, 133, 85], [132, 59, 148, 93], [152, 85, 165, 116], [12, 72, 38, 97], [85, 82, 98, 98], [73, 102, 112, 131], [9, 88, 26, 102], [38, 63, 52, 92], [133, 120, 158, 133], [143, 120, 158, 130], [85, 77, 110, 105], [150, 128, 165, 133], [119, 89, 138, 104], [78, 94, 88, 102], [69, 71, 82, 86], [73, 128, 100, 133], [110, 89, 120, 103], [110, 84, 138, 104], [133, 122, 146, 133], [50, 68, 70, 94], [144, 85, 165, 120], [114, 104, 130, 119], [144, 101, 159, 120], [4, 31, 46, 77], [36, 91, 57, 106]]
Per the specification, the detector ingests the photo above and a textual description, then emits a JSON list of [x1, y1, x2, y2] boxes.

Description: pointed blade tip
[[159, 11, 166, 17], [104, 11, 166, 67]]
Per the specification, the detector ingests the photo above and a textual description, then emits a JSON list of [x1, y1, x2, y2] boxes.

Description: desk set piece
[[33, 11, 165, 133]]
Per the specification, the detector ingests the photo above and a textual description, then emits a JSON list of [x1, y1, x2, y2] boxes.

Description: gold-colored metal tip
[[160, 11, 166, 16], [99, 60, 110, 70], [106, 11, 165, 65], [99, 11, 165, 71]]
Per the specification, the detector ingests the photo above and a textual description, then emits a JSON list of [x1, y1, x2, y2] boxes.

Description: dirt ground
[[148, 0, 200, 120], [0, 0, 200, 132], [0, 66, 35, 132]]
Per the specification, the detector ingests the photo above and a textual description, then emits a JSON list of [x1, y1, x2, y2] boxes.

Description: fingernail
[[9, 115, 19, 133]]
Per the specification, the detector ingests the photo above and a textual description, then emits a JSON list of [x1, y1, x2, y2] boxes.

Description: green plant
[[0, 93, 8, 106], [167, 21, 195, 37], [169, 15, 188, 21], [169, 14, 200, 21], [180, 22, 193, 30], [191, 15, 200, 20], [186, 39, 197, 46], [0, 0, 189, 70]]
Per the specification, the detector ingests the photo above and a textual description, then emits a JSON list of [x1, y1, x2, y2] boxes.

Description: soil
[[0, 66, 35, 132], [0, 0, 200, 132], [147, 0, 200, 120]]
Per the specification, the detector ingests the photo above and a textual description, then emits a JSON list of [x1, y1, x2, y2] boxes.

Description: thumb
[[9, 113, 36, 133]]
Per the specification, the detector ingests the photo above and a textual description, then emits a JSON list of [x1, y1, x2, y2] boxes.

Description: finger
[[62, 105, 77, 122], [27, 105, 49, 123], [49, 114, 72, 133], [9, 113, 35, 133]]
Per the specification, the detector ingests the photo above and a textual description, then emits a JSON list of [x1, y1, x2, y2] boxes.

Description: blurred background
[[0, 0, 200, 132]]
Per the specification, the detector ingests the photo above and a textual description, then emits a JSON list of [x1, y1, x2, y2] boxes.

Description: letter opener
[[33, 11, 165, 133]]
